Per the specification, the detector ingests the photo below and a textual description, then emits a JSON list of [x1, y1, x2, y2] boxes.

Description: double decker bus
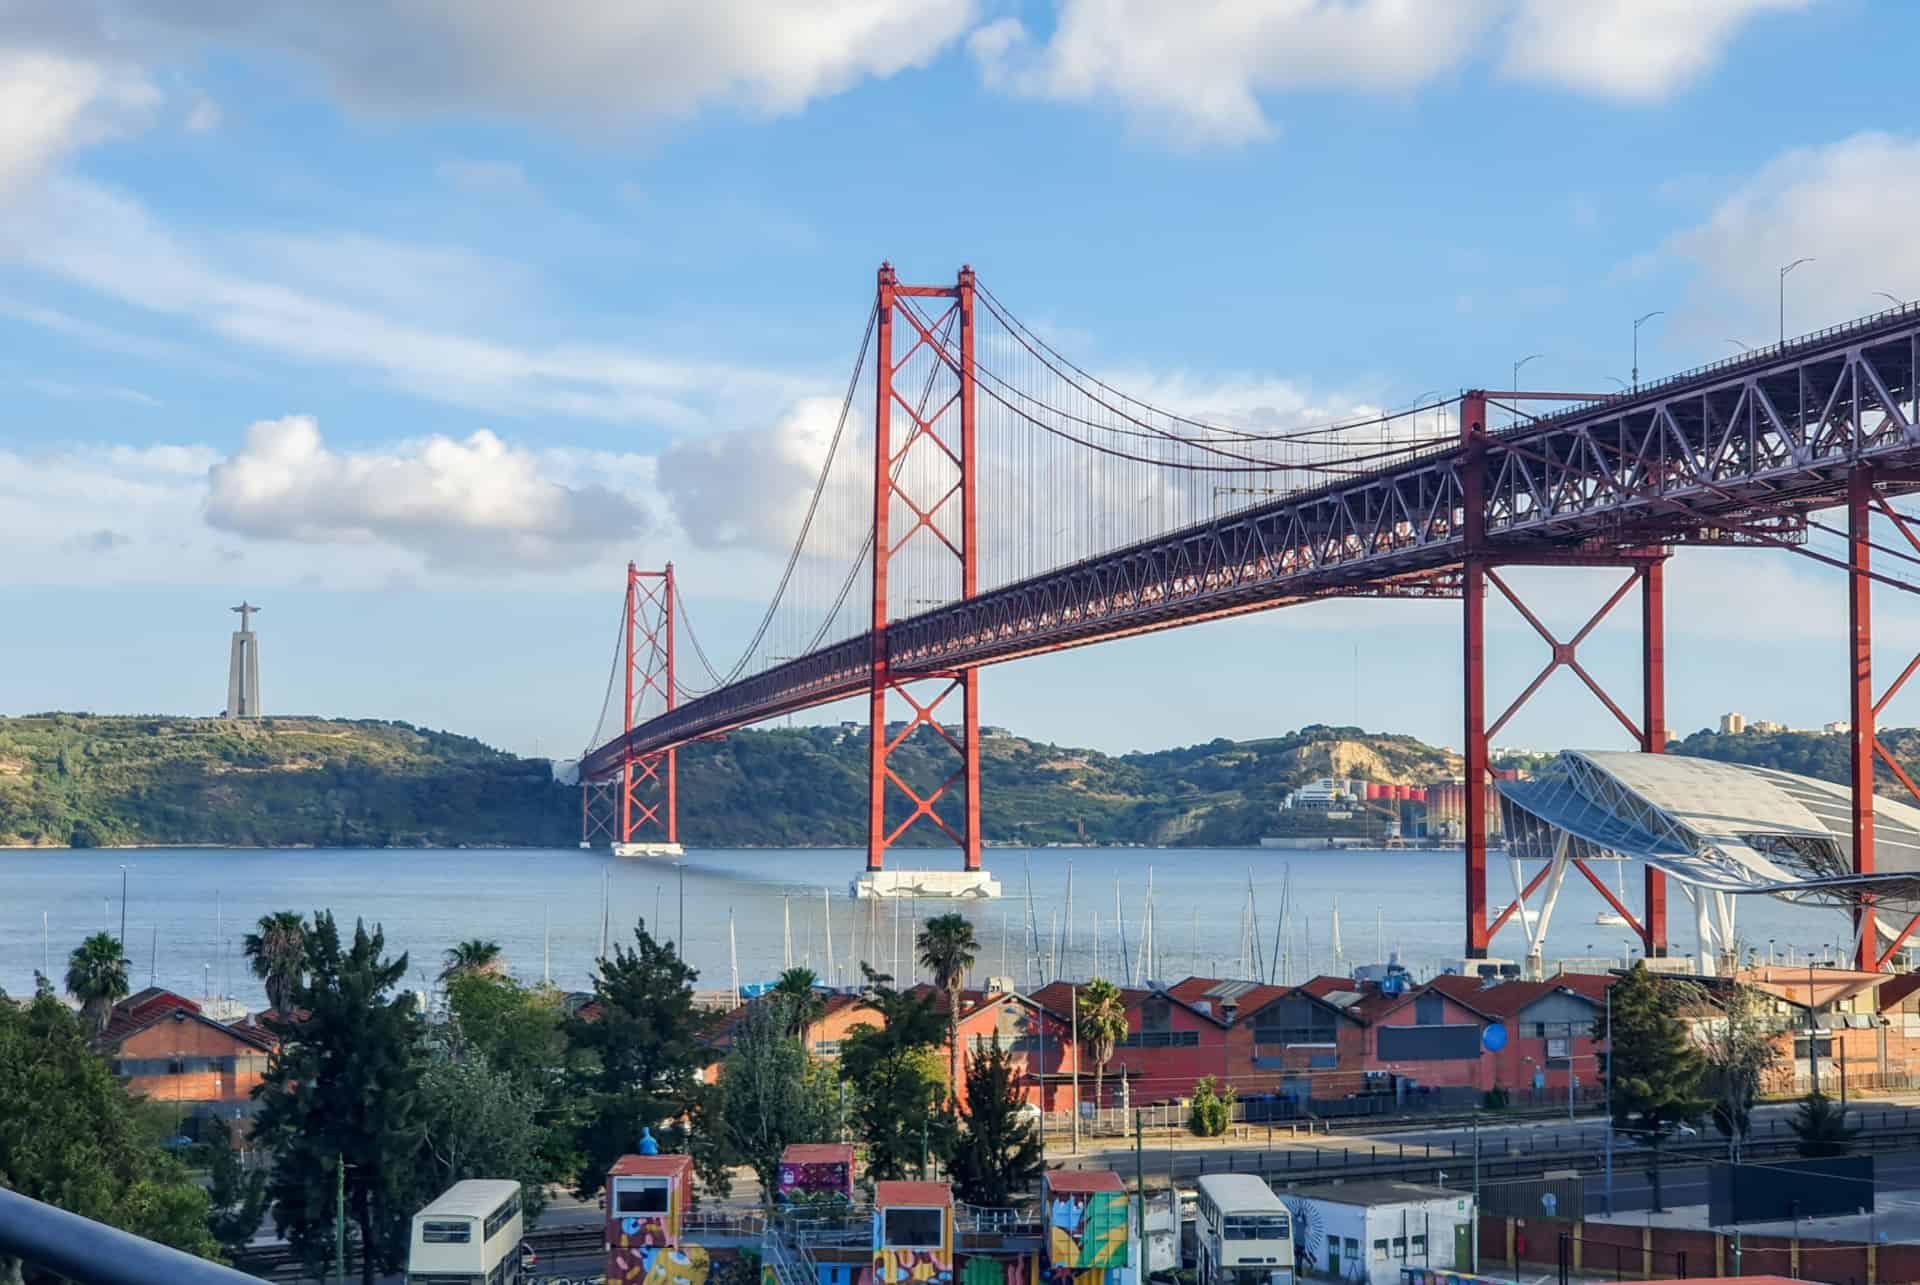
[[1195, 1174, 1293, 1285], [407, 1179, 524, 1285]]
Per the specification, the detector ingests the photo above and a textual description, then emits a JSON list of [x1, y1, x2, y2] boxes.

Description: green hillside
[[0, 714, 1459, 849]]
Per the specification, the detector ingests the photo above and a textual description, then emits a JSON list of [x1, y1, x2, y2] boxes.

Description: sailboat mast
[[784, 894, 792, 970], [728, 907, 739, 1008], [823, 887, 835, 988]]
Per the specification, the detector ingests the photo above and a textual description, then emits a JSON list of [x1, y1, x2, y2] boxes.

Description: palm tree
[[65, 931, 130, 1036], [1076, 978, 1129, 1114], [771, 966, 824, 1038], [440, 939, 504, 982], [917, 913, 979, 1101], [243, 911, 309, 1014]]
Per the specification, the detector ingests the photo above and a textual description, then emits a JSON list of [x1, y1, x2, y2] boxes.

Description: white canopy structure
[[1495, 751, 1920, 974]]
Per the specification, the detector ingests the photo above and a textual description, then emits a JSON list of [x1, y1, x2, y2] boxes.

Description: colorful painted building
[[606, 1152, 697, 1285], [1042, 1169, 1134, 1285], [873, 1180, 954, 1285], [779, 1142, 856, 1203]]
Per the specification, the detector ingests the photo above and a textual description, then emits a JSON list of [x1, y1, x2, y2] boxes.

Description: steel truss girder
[[584, 306, 1920, 773]]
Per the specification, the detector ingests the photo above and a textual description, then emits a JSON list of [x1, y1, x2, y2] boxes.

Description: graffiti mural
[[642, 1245, 712, 1285], [1044, 1189, 1129, 1285], [779, 1160, 853, 1202], [608, 1215, 673, 1284], [872, 1249, 951, 1285]]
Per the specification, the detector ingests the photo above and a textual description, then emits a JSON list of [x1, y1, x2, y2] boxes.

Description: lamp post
[[117, 864, 132, 944], [1779, 257, 1814, 345], [1512, 354, 1543, 426], [1874, 291, 1906, 310], [1632, 312, 1664, 389], [1726, 339, 1751, 353], [1603, 980, 1614, 1216]]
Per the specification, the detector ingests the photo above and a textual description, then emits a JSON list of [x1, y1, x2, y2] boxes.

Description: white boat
[[1595, 861, 1631, 926]]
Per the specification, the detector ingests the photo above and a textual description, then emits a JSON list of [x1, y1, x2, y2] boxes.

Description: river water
[[0, 846, 1861, 1008]]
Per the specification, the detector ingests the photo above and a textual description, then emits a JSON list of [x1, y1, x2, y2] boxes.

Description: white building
[[1824, 721, 1852, 735], [1281, 1181, 1475, 1285], [1284, 778, 1357, 811], [1719, 712, 1746, 735]]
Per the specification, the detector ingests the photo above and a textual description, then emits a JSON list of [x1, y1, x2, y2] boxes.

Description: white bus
[[1195, 1174, 1293, 1285], [407, 1179, 524, 1285]]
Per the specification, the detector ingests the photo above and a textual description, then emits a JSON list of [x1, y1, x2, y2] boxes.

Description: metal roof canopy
[[1498, 750, 1920, 907]]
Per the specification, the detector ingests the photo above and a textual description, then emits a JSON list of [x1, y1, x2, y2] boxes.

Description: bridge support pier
[[1461, 392, 1669, 961]]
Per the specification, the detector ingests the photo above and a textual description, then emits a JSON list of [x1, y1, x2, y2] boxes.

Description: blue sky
[[2, 0, 1918, 761]]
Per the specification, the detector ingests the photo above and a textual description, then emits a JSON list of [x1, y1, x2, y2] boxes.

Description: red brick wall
[[115, 1021, 268, 1104]]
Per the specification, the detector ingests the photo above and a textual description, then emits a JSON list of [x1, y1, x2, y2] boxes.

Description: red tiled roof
[[100, 990, 275, 1052], [1554, 972, 1619, 1002], [1418, 975, 1501, 1019], [1297, 975, 1360, 998], [610, 1153, 692, 1178], [782, 1143, 854, 1164], [1046, 1170, 1124, 1193], [875, 1180, 952, 1206]]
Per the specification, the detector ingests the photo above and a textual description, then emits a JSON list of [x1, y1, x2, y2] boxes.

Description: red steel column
[[1850, 467, 1877, 970], [867, 264, 896, 872], [664, 561, 679, 846], [1461, 391, 1490, 959], [620, 561, 637, 846], [1641, 559, 1668, 956], [958, 265, 982, 871]]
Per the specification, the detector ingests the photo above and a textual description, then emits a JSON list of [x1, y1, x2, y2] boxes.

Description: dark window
[[409, 1275, 482, 1285], [483, 1191, 521, 1240], [421, 1220, 472, 1244], [1117, 1030, 1199, 1049], [1224, 1215, 1289, 1240], [615, 1183, 668, 1215], [1378, 1024, 1482, 1061], [1139, 999, 1172, 1033], [884, 1207, 945, 1248], [1414, 994, 1445, 1025]]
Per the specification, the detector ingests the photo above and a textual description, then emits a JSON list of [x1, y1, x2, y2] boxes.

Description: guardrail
[[0, 1185, 263, 1285]]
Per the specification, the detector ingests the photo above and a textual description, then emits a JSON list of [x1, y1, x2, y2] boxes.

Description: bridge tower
[[1843, 465, 1920, 970], [858, 263, 998, 899], [1459, 390, 1669, 963], [614, 562, 681, 858]]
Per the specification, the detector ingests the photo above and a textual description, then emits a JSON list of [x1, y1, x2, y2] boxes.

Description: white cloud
[[204, 415, 657, 568], [1502, 0, 1810, 101], [0, 48, 155, 199], [659, 397, 868, 554], [971, 0, 1498, 144], [435, 159, 529, 194], [0, 177, 812, 427], [184, 93, 221, 133], [99, 1, 979, 122], [1663, 132, 1920, 341]]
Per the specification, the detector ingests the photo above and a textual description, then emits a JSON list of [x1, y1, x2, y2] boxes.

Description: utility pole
[[1470, 1108, 1481, 1274], [1071, 984, 1082, 1154], [1134, 1110, 1146, 1239], [1603, 982, 1614, 1216]]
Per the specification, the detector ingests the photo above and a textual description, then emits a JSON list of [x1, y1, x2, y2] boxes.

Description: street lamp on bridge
[[1631, 311, 1664, 389], [1875, 291, 1908, 309], [1511, 354, 1543, 425], [1779, 257, 1814, 345]]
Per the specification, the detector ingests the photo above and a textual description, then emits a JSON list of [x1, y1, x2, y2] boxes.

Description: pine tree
[[1605, 963, 1709, 1212], [1790, 1091, 1861, 1157], [949, 1035, 1044, 1207], [252, 912, 423, 1285], [565, 919, 708, 1199]]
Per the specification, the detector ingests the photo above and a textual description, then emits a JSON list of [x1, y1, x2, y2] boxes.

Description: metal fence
[[0, 1185, 262, 1285]]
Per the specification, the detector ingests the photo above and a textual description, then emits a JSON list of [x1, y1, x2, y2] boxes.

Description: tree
[[841, 966, 951, 1181], [416, 1049, 557, 1222], [565, 919, 708, 1200], [948, 1035, 1043, 1207], [1187, 1076, 1234, 1138], [1076, 979, 1128, 1111], [0, 985, 222, 1280], [715, 994, 845, 1200], [252, 912, 423, 1285], [1790, 1092, 1861, 1157], [917, 913, 979, 1098], [204, 1118, 269, 1258], [1605, 963, 1710, 1212], [771, 967, 825, 1038], [1693, 979, 1779, 1161], [64, 930, 130, 1036], [243, 911, 309, 1014], [440, 939, 505, 983]]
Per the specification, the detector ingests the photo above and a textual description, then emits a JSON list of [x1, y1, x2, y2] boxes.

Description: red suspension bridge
[[580, 262, 1920, 969]]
